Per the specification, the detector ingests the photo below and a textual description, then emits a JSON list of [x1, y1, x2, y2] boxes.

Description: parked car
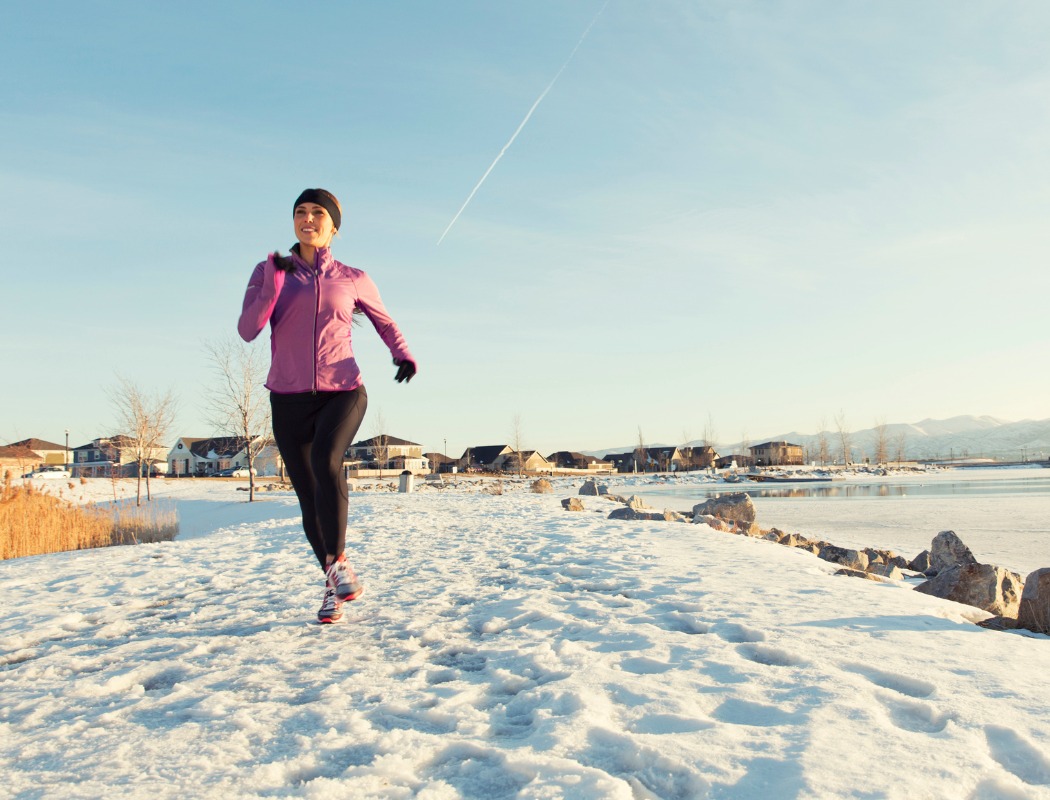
[[213, 468, 237, 477], [25, 467, 71, 479], [230, 468, 256, 478]]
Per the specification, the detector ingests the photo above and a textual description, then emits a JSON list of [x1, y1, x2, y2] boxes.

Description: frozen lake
[[632, 467, 1050, 577]]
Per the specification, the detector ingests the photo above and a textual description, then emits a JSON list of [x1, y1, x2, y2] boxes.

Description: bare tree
[[816, 416, 830, 467], [635, 426, 647, 473], [834, 410, 852, 466], [679, 429, 694, 471], [702, 413, 717, 450], [895, 431, 908, 466], [873, 418, 889, 465], [110, 376, 178, 506], [511, 414, 526, 477], [370, 409, 388, 478], [205, 336, 270, 502]]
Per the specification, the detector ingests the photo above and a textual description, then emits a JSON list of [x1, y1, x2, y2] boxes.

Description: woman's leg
[[270, 392, 326, 569], [309, 387, 368, 559]]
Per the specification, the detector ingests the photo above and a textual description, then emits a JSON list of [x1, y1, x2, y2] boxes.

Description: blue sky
[[3, 1, 1048, 457]]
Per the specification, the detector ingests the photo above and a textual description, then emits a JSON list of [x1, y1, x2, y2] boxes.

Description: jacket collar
[[290, 244, 334, 273]]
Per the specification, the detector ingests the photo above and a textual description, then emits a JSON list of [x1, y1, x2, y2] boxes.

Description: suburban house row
[[3, 435, 806, 479]]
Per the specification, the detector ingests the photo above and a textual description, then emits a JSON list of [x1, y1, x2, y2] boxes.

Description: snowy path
[[2, 487, 1049, 798]]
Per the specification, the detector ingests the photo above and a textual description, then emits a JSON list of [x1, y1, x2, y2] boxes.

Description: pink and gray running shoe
[[325, 554, 363, 602], [317, 587, 344, 624]]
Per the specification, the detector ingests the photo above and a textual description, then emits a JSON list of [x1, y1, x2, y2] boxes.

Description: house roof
[[187, 436, 251, 458], [10, 438, 66, 451], [352, 435, 422, 448], [751, 441, 802, 450], [460, 444, 511, 464], [72, 435, 138, 451], [0, 444, 41, 459], [425, 452, 454, 463]]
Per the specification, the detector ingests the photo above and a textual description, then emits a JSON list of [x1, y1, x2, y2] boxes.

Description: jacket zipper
[[312, 254, 321, 394]]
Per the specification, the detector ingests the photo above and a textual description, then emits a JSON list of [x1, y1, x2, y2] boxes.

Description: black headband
[[293, 188, 341, 231]]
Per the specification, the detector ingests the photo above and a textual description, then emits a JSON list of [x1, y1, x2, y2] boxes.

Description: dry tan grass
[[0, 471, 179, 560]]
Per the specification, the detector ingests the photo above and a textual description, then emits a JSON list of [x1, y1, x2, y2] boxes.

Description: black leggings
[[270, 388, 368, 570]]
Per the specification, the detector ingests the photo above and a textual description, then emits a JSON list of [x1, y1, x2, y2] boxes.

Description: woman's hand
[[264, 252, 287, 298], [393, 359, 416, 383]]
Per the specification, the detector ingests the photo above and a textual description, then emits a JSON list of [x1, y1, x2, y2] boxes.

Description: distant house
[[72, 436, 166, 478], [9, 438, 68, 466], [501, 450, 552, 474], [348, 435, 426, 473], [547, 451, 614, 472], [603, 447, 685, 473], [425, 452, 456, 473], [458, 445, 513, 472], [715, 454, 755, 470], [678, 445, 719, 470], [167, 436, 279, 476], [603, 452, 638, 473], [0, 444, 44, 472], [750, 441, 804, 467]]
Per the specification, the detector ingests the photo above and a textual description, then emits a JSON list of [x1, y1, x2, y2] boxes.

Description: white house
[[168, 436, 281, 477]]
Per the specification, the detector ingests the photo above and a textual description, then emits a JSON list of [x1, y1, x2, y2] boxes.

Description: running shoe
[[317, 587, 344, 624], [326, 554, 364, 602]]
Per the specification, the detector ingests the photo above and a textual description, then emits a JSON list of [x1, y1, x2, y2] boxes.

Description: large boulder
[[818, 544, 870, 572], [929, 531, 977, 573], [692, 493, 756, 526], [561, 497, 585, 511], [915, 563, 1024, 617], [531, 478, 553, 494], [1016, 568, 1050, 634], [579, 479, 599, 496]]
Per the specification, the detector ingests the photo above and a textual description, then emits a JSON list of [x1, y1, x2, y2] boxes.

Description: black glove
[[394, 359, 416, 383]]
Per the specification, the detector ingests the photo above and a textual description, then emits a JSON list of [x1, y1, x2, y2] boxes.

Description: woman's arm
[[353, 271, 416, 373], [237, 254, 285, 342]]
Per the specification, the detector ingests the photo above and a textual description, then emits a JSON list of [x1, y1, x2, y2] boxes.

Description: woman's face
[[294, 202, 336, 249]]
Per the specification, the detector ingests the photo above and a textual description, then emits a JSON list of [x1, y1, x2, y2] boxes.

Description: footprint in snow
[[714, 622, 765, 644], [736, 643, 808, 669], [985, 725, 1050, 786], [882, 696, 953, 734], [841, 662, 936, 699]]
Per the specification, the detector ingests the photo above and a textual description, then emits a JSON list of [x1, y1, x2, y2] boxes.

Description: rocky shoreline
[[556, 477, 1049, 637]]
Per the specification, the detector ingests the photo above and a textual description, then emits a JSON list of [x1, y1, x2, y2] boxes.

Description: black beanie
[[293, 188, 341, 231]]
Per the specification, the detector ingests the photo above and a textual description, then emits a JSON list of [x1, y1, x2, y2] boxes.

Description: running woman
[[238, 188, 416, 623]]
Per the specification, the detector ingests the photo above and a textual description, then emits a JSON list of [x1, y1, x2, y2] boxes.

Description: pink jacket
[[238, 247, 415, 394]]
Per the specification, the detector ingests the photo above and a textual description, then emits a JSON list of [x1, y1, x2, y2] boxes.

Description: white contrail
[[437, 1, 608, 245]]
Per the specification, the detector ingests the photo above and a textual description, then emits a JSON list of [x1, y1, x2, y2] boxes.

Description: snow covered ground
[[2, 475, 1049, 799]]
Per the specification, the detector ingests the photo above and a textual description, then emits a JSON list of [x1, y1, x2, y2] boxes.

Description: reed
[[0, 471, 179, 560]]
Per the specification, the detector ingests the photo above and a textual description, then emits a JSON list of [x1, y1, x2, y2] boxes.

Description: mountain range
[[590, 415, 1050, 463]]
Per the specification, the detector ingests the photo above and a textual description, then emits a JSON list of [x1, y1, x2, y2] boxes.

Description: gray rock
[[561, 497, 585, 511], [579, 479, 599, 496], [909, 550, 932, 573], [836, 568, 884, 582], [868, 563, 905, 581], [818, 544, 870, 572], [929, 531, 977, 573], [915, 563, 1025, 617], [626, 495, 649, 511], [1016, 567, 1050, 634], [531, 479, 553, 494], [692, 493, 756, 526], [608, 506, 685, 522]]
